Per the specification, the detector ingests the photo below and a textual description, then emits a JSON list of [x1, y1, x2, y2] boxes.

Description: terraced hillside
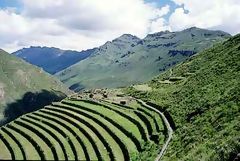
[[0, 98, 168, 161]]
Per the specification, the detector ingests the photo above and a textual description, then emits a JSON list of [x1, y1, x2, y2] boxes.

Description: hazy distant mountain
[[0, 49, 70, 125], [13, 46, 95, 74], [56, 27, 231, 91]]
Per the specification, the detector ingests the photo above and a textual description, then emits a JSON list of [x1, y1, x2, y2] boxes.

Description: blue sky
[[0, 0, 21, 8], [0, 0, 239, 52], [145, 0, 179, 20]]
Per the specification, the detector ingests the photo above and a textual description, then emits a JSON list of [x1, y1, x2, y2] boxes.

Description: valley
[[0, 0, 240, 160], [0, 28, 239, 161]]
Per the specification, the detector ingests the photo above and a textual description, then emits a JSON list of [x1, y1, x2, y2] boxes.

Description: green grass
[[101, 100, 162, 140], [65, 100, 144, 142], [41, 107, 111, 160], [10, 122, 55, 160], [0, 132, 12, 159], [47, 105, 124, 161], [0, 129, 25, 160], [34, 110, 98, 160], [56, 102, 138, 154], [82, 100, 149, 142], [20, 116, 68, 160], [4, 125, 41, 160]]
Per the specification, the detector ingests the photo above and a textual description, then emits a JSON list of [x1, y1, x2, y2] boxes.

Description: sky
[[0, 0, 240, 52]]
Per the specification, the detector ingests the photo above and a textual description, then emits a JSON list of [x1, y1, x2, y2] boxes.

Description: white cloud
[[1, 0, 240, 53], [0, 0, 169, 52], [150, 18, 171, 33], [170, 0, 240, 34]]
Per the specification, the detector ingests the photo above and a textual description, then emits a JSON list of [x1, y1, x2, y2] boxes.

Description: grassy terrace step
[[133, 111, 153, 139], [138, 101, 169, 136], [44, 106, 126, 161], [136, 102, 165, 133], [55, 103, 139, 154], [123, 100, 165, 134], [91, 100, 149, 139], [63, 100, 143, 141], [12, 120, 56, 160], [115, 100, 165, 133], [136, 107, 161, 133], [66, 100, 148, 142], [1, 128, 26, 160], [30, 112, 93, 161], [38, 109, 106, 161], [0, 132, 13, 159], [20, 116, 68, 160], [98, 100, 158, 142], [108, 100, 163, 134], [58, 101, 141, 152], [97, 100, 166, 143], [6, 124, 42, 160], [26, 114, 85, 160]]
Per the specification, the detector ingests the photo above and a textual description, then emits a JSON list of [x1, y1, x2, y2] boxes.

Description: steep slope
[[0, 49, 70, 125], [57, 27, 231, 91], [125, 34, 240, 160], [13, 46, 95, 74]]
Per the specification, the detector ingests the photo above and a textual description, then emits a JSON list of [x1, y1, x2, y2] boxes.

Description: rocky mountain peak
[[113, 34, 141, 43]]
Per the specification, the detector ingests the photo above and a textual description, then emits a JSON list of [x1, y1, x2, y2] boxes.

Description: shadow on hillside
[[1, 89, 67, 126]]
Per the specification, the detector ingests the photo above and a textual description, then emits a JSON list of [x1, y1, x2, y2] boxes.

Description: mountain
[[13, 46, 95, 74], [56, 27, 231, 91], [0, 49, 70, 125], [125, 34, 240, 160]]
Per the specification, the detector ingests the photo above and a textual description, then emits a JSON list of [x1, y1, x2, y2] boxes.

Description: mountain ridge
[[56, 27, 231, 91], [13, 46, 96, 74]]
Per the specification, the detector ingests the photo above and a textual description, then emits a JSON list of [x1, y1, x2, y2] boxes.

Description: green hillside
[[0, 49, 70, 125], [57, 27, 230, 91], [125, 34, 240, 160]]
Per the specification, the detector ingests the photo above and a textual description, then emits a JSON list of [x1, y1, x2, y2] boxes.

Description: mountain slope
[[125, 34, 240, 160], [13, 46, 95, 74], [57, 27, 231, 91], [0, 49, 70, 125]]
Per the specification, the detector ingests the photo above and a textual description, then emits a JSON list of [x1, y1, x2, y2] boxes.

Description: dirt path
[[137, 99, 173, 161]]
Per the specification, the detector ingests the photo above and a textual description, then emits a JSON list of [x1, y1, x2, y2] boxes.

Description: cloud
[[0, 0, 170, 52], [170, 0, 240, 34], [1, 0, 240, 53], [150, 18, 171, 33]]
